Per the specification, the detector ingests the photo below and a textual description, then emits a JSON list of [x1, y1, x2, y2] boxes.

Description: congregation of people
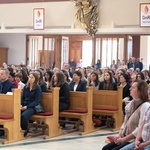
[[0, 56, 150, 149]]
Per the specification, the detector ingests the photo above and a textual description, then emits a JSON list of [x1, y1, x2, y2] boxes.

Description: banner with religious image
[[140, 3, 150, 27], [33, 8, 45, 30]]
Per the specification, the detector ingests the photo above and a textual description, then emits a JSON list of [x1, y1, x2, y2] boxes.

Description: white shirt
[[18, 81, 25, 89]]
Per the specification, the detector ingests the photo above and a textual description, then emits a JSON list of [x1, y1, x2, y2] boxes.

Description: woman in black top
[[119, 73, 132, 115], [99, 71, 117, 91], [21, 72, 42, 136], [51, 71, 70, 111], [35, 69, 47, 92], [69, 70, 86, 92]]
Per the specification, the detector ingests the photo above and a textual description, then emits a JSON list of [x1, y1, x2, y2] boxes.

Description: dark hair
[[120, 73, 129, 83], [103, 71, 114, 90], [109, 69, 115, 76], [35, 69, 44, 86], [20, 68, 28, 84], [9, 71, 15, 78], [7, 67, 13, 73], [135, 80, 148, 102], [104, 71, 113, 83], [26, 72, 39, 90], [61, 70, 70, 83], [45, 70, 54, 82], [73, 70, 82, 79], [51, 71, 65, 87], [136, 72, 145, 80], [90, 71, 99, 87]]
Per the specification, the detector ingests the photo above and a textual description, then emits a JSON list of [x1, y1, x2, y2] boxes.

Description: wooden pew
[[93, 86, 123, 131], [29, 87, 61, 139], [0, 89, 24, 144], [59, 87, 94, 135]]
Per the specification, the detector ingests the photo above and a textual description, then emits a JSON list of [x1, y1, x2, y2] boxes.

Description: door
[[27, 35, 61, 69]]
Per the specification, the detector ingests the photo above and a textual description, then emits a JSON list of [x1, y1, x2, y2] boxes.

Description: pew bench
[[93, 86, 123, 131], [59, 87, 94, 135], [0, 89, 24, 144], [29, 87, 61, 139]]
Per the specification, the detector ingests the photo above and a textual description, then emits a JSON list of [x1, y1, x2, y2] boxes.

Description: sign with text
[[33, 8, 45, 30], [140, 3, 150, 27]]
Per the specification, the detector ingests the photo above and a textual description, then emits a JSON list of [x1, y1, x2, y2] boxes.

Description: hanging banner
[[140, 3, 150, 27], [33, 8, 45, 30]]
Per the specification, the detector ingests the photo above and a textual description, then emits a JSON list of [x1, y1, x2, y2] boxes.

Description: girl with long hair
[[51, 71, 70, 111], [21, 72, 42, 136], [99, 71, 117, 91]]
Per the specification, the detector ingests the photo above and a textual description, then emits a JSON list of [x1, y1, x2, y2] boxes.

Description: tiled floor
[[0, 126, 118, 150]]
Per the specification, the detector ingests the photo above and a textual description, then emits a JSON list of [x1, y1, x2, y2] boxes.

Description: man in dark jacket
[[0, 68, 15, 94], [0, 68, 15, 136]]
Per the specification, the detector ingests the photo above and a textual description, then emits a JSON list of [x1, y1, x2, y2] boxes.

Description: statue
[[72, 0, 99, 37]]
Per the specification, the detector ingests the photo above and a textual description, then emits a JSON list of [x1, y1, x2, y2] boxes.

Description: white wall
[[0, 34, 26, 65], [99, 0, 147, 27], [0, 0, 149, 31], [0, 2, 75, 27]]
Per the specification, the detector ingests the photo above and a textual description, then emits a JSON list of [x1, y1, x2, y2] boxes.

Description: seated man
[[0, 68, 16, 136], [0, 68, 16, 94]]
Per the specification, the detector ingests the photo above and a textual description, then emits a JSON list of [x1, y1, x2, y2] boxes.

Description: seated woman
[[69, 70, 86, 92], [136, 72, 145, 81], [45, 70, 54, 90], [35, 69, 47, 92], [88, 71, 99, 90], [99, 71, 117, 91], [119, 73, 132, 115], [21, 72, 42, 137], [51, 71, 70, 111], [61, 70, 71, 84], [8, 71, 18, 88], [15, 72, 25, 89], [120, 85, 150, 150], [102, 80, 150, 150]]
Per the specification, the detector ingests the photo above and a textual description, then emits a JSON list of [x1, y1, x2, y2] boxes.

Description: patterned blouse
[[121, 100, 150, 137], [142, 106, 150, 142]]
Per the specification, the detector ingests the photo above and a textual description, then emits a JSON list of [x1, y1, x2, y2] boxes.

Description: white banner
[[140, 3, 150, 27], [33, 8, 45, 30]]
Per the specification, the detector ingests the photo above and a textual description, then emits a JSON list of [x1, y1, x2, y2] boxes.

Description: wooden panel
[[38, 50, 54, 68], [132, 36, 140, 58], [69, 41, 82, 64], [0, 95, 13, 116], [59, 87, 94, 135], [93, 87, 123, 130], [0, 89, 24, 144], [40, 93, 52, 112], [0, 48, 8, 67], [69, 92, 87, 109]]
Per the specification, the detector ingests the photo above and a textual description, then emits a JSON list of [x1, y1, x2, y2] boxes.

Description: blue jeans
[[21, 108, 35, 130], [120, 142, 150, 150], [144, 145, 150, 150], [120, 142, 134, 150]]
